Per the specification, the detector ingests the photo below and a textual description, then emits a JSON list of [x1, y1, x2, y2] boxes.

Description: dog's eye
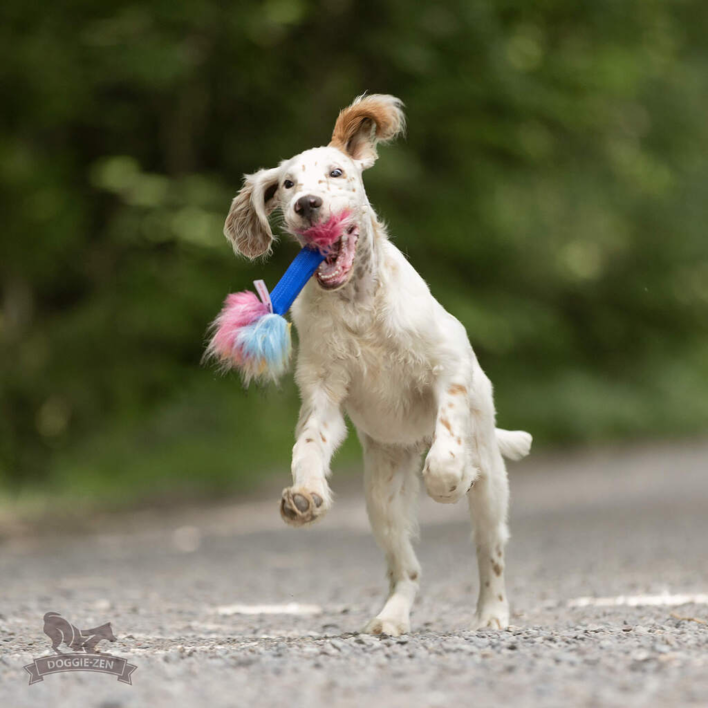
[[283, 179, 294, 189], [329, 169, 343, 178]]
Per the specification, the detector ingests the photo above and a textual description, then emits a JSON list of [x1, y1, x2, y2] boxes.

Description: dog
[[43, 612, 117, 654], [224, 94, 532, 635]]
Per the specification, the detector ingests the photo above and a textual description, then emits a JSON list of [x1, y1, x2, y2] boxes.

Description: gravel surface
[[1, 440, 707, 707]]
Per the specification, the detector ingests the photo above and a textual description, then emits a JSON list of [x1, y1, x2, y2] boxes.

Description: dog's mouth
[[315, 225, 359, 290]]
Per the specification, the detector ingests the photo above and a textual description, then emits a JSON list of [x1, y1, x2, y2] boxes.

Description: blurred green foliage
[[1, 0, 708, 505]]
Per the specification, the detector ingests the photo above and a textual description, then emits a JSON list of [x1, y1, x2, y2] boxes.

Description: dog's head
[[224, 94, 405, 290]]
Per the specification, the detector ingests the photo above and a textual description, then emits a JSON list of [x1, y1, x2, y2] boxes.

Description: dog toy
[[207, 210, 352, 384]]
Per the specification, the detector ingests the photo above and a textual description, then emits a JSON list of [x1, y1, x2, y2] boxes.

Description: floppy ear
[[224, 167, 280, 259], [329, 94, 405, 169]]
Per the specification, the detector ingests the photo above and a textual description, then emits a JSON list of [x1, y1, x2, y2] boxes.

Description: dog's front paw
[[362, 616, 410, 637], [280, 487, 328, 527], [423, 442, 478, 504]]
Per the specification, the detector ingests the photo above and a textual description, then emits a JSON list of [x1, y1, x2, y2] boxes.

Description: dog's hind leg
[[360, 434, 421, 637], [467, 372, 511, 629]]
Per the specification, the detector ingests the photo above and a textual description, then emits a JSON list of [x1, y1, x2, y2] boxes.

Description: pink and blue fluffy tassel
[[207, 211, 351, 384]]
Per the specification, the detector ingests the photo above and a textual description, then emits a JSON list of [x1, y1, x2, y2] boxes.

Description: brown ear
[[329, 94, 405, 169], [224, 167, 280, 259]]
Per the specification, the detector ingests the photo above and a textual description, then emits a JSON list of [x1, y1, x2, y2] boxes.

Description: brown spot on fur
[[496, 545, 503, 558], [448, 384, 467, 396], [485, 581, 490, 588], [447, 402, 454, 408], [491, 561, 503, 577], [305, 438, 314, 443], [409, 571, 419, 581], [440, 417, 453, 434], [320, 433, 327, 443], [498, 594, 504, 602], [302, 164, 306, 171], [449, 451, 455, 458], [456, 437, 462, 445]]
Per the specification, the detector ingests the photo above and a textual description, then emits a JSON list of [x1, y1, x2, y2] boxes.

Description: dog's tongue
[[297, 210, 353, 251]]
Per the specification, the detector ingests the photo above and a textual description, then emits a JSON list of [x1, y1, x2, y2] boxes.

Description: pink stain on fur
[[208, 291, 269, 361], [297, 210, 353, 251]]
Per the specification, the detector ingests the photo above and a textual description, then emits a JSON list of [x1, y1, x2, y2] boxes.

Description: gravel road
[[1, 440, 707, 708]]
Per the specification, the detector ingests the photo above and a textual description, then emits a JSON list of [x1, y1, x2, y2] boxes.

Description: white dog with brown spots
[[224, 94, 532, 635]]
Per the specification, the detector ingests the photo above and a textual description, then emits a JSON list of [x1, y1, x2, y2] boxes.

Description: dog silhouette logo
[[43, 612, 117, 655], [24, 612, 137, 685]]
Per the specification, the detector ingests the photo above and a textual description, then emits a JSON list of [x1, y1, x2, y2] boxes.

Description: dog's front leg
[[280, 389, 347, 527], [423, 361, 479, 504]]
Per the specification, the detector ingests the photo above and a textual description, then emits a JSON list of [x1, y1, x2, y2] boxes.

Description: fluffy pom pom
[[206, 291, 291, 384], [296, 210, 353, 252], [206, 291, 270, 365], [236, 313, 292, 384]]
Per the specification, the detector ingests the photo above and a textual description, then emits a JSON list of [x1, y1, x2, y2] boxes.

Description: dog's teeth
[[316, 226, 358, 287]]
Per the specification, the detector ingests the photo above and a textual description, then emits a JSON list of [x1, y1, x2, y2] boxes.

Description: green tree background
[[1, 0, 707, 507]]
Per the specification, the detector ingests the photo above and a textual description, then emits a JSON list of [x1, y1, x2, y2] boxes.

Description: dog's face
[[278, 147, 363, 231], [224, 95, 405, 291], [275, 146, 365, 290]]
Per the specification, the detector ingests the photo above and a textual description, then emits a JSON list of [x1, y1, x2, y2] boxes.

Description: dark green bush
[[1, 0, 707, 503]]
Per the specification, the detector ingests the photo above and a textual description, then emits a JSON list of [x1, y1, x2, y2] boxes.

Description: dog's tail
[[496, 429, 532, 461]]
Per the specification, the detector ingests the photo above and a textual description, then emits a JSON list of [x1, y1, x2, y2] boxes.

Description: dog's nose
[[294, 195, 323, 220]]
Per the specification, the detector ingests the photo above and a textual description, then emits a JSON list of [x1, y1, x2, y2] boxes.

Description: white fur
[[496, 429, 533, 461], [225, 95, 532, 635]]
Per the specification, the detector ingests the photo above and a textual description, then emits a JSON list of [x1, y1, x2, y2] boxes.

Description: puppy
[[224, 95, 531, 634]]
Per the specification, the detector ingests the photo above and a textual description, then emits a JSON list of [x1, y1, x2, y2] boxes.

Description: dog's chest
[[298, 299, 438, 445]]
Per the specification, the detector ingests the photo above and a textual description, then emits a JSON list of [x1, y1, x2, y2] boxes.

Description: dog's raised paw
[[280, 487, 326, 527], [423, 444, 478, 504], [362, 616, 410, 637]]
